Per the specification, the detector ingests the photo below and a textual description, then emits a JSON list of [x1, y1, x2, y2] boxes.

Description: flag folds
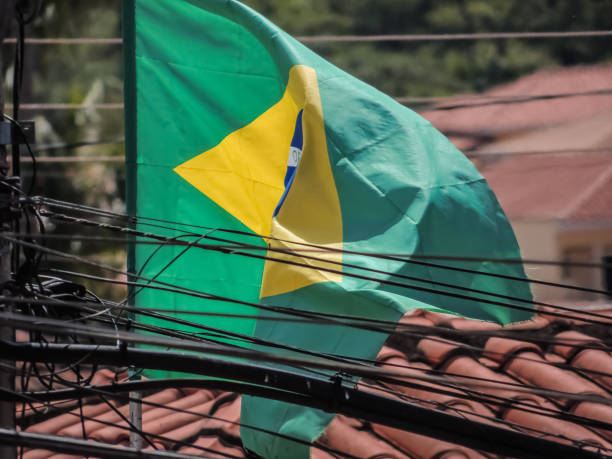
[[123, 1, 533, 457]]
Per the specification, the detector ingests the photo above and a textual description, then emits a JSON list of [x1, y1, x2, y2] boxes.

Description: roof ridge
[[561, 161, 612, 220], [487, 62, 612, 95]]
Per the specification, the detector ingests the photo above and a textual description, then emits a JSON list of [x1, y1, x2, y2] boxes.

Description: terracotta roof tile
[[503, 406, 611, 450], [200, 395, 241, 437], [486, 339, 608, 403], [46, 455, 81, 459], [417, 338, 472, 368], [420, 310, 503, 332], [502, 315, 550, 330], [377, 346, 410, 363], [442, 356, 547, 408], [370, 422, 487, 459], [318, 415, 410, 459], [572, 402, 612, 442], [178, 434, 246, 457], [26, 400, 112, 435], [553, 330, 603, 360], [57, 388, 183, 439], [477, 357, 498, 369], [538, 306, 606, 327], [95, 390, 218, 445], [483, 337, 543, 367], [421, 311, 462, 326], [373, 357, 499, 425], [398, 310, 436, 328], [440, 318, 502, 332], [552, 331, 612, 392], [544, 352, 566, 364], [572, 350, 612, 392], [375, 356, 470, 406], [22, 450, 56, 459]]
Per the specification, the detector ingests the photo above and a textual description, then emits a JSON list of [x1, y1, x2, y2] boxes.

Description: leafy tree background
[[1, 0, 611, 298], [245, 0, 612, 95]]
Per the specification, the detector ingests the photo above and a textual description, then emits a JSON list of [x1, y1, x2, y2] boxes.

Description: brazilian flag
[[123, 1, 533, 457]]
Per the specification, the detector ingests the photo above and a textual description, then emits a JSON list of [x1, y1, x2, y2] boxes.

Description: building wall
[[557, 227, 612, 296], [510, 219, 612, 301], [511, 220, 561, 300]]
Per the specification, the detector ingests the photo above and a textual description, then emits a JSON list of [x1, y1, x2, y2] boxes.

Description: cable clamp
[[327, 372, 346, 413], [0, 120, 35, 145], [0, 177, 22, 224]]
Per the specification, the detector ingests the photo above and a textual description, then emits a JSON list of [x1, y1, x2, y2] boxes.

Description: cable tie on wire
[[328, 372, 344, 413], [118, 320, 130, 351]]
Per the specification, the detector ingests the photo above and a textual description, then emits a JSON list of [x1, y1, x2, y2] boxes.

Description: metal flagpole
[[122, 1, 144, 449]]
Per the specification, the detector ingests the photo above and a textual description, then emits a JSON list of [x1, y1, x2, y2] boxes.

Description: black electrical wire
[[0, 311, 416, 383], [7, 291, 612, 398], [8, 87, 612, 112], [20, 374, 612, 443], [7, 370, 532, 442], [0, 374, 580, 459], [6, 309, 612, 415], [125, 232, 214, 306], [9, 389, 243, 459], [466, 146, 612, 159], [4, 20, 612, 456], [357, 379, 611, 451], [0, 291, 570, 353], [37, 199, 612, 299], [13, 372, 361, 459], [31, 196, 610, 269], [48, 261, 612, 337], [417, 87, 612, 111], [2, 114, 39, 194], [99, 392, 160, 450], [45, 328, 612, 427], [17, 374, 611, 456], [0, 428, 202, 459], [68, 294, 612, 387], [10, 0, 41, 180], [2, 339, 606, 459], [4, 362, 373, 459], [33, 138, 125, 153], [7, 225, 612, 418], [8, 288, 612, 438], [15, 228, 612, 328], [14, 232, 612, 270], [8, 232, 612, 272], [10, 375, 242, 459], [37, 267, 612, 403], [20, 224, 601, 325]]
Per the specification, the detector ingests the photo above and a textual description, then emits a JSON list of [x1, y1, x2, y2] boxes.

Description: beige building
[[423, 64, 612, 302]]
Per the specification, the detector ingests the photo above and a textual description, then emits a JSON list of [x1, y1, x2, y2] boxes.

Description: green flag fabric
[[123, 1, 534, 457]]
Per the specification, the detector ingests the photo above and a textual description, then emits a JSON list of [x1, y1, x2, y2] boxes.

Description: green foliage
[[2, 0, 126, 298], [243, 0, 612, 95]]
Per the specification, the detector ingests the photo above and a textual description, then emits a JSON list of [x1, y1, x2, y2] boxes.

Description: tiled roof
[[422, 64, 612, 137], [19, 308, 612, 458], [479, 152, 612, 221]]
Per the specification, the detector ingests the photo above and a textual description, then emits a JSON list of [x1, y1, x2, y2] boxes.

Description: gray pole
[[0, 1, 17, 458], [128, 385, 143, 449]]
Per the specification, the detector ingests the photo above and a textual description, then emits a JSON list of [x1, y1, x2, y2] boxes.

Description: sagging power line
[[4, 30, 612, 45]]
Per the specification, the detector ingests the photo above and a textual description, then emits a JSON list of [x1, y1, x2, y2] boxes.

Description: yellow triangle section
[[174, 65, 342, 298]]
